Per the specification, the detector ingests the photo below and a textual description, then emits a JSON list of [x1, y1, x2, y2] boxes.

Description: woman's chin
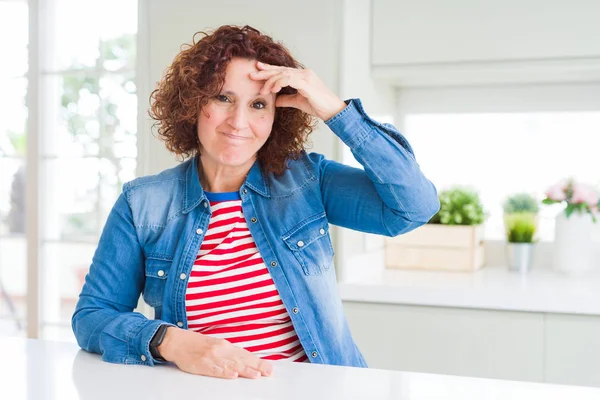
[[217, 152, 256, 168]]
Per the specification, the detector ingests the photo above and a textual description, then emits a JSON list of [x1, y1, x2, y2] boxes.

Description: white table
[[4, 338, 600, 399]]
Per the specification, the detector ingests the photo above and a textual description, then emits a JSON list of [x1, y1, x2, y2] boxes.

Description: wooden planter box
[[385, 224, 485, 272]]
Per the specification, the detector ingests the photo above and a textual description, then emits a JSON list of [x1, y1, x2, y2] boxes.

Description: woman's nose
[[227, 104, 249, 131]]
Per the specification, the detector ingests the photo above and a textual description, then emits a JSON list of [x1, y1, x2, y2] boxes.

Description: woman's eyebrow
[[221, 89, 265, 98]]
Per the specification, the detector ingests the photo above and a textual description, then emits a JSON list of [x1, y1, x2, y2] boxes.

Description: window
[[39, 0, 138, 341], [403, 112, 600, 241], [338, 84, 600, 279], [0, 0, 28, 336], [0, 0, 138, 340]]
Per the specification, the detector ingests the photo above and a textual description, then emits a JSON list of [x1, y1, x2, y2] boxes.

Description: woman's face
[[197, 58, 276, 171]]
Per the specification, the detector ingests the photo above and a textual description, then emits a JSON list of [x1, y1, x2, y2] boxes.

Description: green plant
[[503, 193, 539, 214], [429, 187, 486, 225], [505, 213, 537, 243]]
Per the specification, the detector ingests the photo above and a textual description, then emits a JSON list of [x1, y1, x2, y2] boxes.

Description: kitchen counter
[[4, 338, 600, 399], [339, 265, 600, 315]]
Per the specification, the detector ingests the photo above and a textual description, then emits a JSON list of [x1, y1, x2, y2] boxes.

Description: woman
[[72, 25, 439, 379]]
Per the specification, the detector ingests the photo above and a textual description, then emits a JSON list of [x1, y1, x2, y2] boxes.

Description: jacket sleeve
[[71, 186, 171, 365], [315, 98, 440, 237]]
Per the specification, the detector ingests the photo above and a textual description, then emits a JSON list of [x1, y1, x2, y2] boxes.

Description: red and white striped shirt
[[185, 192, 307, 362]]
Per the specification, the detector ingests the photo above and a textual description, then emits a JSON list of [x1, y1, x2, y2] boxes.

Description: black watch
[[149, 324, 169, 362]]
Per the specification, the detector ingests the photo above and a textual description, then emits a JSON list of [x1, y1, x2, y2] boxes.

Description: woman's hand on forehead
[[249, 61, 346, 122]]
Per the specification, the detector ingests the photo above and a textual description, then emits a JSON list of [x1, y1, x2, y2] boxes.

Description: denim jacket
[[72, 98, 439, 367]]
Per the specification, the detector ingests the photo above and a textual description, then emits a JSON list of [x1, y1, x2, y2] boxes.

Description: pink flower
[[571, 183, 599, 207], [545, 180, 568, 201]]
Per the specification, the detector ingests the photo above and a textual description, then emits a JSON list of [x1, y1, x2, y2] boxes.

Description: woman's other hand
[[157, 327, 273, 379], [249, 61, 346, 121]]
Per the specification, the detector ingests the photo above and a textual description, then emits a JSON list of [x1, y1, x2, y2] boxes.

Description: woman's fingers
[[250, 60, 345, 120], [257, 359, 274, 376], [196, 355, 266, 380], [172, 332, 274, 380], [256, 61, 281, 71], [239, 353, 274, 376], [260, 72, 300, 95], [241, 366, 262, 379], [249, 69, 280, 80], [251, 63, 307, 94], [207, 339, 273, 379], [208, 363, 238, 379], [221, 359, 262, 379], [275, 93, 304, 109]]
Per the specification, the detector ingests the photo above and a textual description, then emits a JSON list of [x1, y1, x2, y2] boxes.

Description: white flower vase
[[553, 212, 594, 275]]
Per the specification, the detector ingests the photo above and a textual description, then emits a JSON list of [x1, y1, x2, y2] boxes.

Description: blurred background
[[0, 0, 137, 341], [1, 0, 600, 388]]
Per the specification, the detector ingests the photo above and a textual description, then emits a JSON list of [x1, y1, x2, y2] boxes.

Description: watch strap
[[149, 324, 169, 362]]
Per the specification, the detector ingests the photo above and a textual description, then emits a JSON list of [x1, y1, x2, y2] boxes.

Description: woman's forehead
[[222, 58, 273, 100]]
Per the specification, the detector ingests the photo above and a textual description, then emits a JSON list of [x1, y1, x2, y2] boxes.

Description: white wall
[[339, 0, 395, 117], [336, 0, 396, 279]]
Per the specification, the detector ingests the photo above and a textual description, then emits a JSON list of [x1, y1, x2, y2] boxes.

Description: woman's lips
[[221, 132, 250, 141]]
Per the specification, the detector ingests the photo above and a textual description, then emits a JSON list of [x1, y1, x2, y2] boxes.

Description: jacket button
[[141, 354, 147, 362], [311, 351, 318, 358], [180, 273, 186, 280], [157, 270, 165, 277], [319, 228, 325, 235], [243, 189, 248, 194], [292, 307, 299, 314], [196, 228, 203, 235], [251, 217, 257, 223], [297, 241, 304, 247], [270, 261, 277, 267], [203, 201, 208, 208], [177, 322, 183, 327]]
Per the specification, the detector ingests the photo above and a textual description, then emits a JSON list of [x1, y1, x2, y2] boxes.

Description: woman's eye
[[252, 101, 266, 110], [216, 95, 230, 103]]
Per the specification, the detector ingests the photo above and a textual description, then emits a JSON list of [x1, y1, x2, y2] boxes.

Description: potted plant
[[429, 187, 486, 226], [502, 192, 540, 239], [504, 212, 537, 273], [385, 187, 487, 272], [543, 178, 599, 274]]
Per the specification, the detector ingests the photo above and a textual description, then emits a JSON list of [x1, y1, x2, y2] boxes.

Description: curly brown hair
[[149, 25, 316, 175]]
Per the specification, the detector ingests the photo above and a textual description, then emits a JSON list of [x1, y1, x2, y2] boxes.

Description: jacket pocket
[[143, 257, 171, 307], [282, 213, 334, 275]]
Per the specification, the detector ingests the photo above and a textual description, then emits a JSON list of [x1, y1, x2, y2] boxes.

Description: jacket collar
[[182, 156, 204, 214], [183, 156, 270, 214], [244, 159, 271, 198]]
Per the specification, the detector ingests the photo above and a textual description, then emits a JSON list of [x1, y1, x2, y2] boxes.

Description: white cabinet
[[370, 0, 600, 86], [344, 301, 600, 387], [545, 314, 600, 387], [343, 302, 544, 382], [371, 0, 600, 66]]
